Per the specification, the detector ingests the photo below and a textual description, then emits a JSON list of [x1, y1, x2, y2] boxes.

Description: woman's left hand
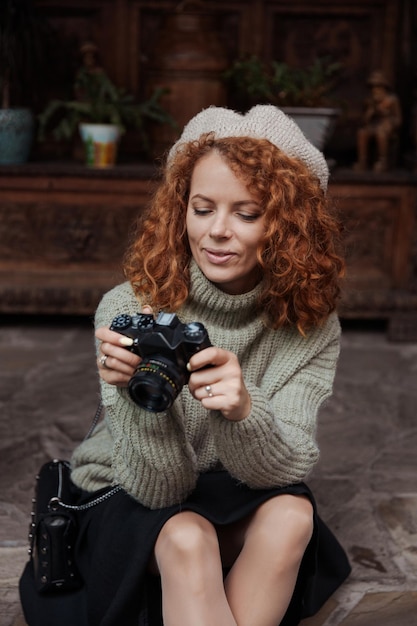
[[95, 326, 141, 386], [95, 305, 154, 387], [187, 347, 251, 421]]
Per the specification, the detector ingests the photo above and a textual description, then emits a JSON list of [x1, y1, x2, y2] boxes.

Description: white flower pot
[[79, 123, 120, 167]]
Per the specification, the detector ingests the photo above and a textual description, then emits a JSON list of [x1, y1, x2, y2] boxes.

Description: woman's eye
[[193, 207, 211, 216], [238, 213, 260, 222]]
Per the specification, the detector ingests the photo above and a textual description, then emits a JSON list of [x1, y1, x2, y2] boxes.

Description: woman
[[21, 105, 350, 626]]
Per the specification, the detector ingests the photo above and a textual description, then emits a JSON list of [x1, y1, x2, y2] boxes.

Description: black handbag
[[27, 403, 121, 594]]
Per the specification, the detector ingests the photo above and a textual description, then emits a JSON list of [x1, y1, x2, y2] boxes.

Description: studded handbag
[[27, 403, 121, 593]]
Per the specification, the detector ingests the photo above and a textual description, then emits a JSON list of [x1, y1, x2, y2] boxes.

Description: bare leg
[[151, 495, 313, 626], [221, 495, 314, 626], [152, 511, 237, 626]]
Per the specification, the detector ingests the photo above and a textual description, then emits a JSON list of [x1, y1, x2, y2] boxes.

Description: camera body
[[110, 312, 212, 412]]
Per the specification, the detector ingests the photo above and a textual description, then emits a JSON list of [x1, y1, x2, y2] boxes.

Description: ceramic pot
[[0, 108, 34, 164], [282, 107, 340, 150], [79, 123, 120, 167]]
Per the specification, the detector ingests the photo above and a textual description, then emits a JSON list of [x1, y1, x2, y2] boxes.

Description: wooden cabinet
[[1, 165, 416, 339], [331, 171, 417, 339], [0, 163, 157, 315]]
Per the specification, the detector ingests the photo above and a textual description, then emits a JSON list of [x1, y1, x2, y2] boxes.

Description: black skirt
[[20, 471, 351, 626]]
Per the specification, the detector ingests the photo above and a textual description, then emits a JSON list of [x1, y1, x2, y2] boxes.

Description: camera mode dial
[[110, 314, 132, 330], [131, 314, 154, 330], [183, 322, 206, 340]]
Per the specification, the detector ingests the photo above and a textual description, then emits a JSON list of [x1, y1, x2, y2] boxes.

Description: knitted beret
[[168, 104, 329, 191]]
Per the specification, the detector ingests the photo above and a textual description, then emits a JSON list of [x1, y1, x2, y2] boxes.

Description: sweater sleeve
[[208, 314, 341, 488], [94, 283, 199, 509]]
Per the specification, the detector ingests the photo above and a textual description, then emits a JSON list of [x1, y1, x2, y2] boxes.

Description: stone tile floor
[[0, 315, 416, 626]]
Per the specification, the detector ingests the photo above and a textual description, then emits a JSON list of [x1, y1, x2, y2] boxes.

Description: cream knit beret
[[168, 104, 329, 191]]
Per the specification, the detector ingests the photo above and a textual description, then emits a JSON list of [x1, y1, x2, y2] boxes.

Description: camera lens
[[128, 356, 187, 412]]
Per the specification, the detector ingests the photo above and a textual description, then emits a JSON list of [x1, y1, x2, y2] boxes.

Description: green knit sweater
[[71, 261, 341, 509]]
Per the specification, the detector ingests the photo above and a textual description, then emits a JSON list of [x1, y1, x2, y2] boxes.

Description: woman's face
[[186, 150, 265, 295]]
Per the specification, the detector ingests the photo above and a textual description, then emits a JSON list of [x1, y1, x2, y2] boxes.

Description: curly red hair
[[124, 134, 345, 334]]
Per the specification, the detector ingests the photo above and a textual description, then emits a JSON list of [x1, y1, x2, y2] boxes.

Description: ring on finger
[[205, 384, 213, 398], [99, 354, 109, 369]]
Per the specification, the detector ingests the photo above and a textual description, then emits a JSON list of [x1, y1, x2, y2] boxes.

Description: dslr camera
[[110, 312, 212, 412]]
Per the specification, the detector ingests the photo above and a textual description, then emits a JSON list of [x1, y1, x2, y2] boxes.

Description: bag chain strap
[[51, 401, 123, 510], [48, 459, 122, 512], [28, 401, 120, 557], [83, 400, 106, 442]]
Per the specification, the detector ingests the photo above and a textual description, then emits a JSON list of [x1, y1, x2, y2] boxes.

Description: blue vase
[[0, 108, 34, 164]]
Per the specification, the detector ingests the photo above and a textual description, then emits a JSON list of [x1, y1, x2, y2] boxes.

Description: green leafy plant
[[270, 57, 342, 107], [222, 56, 273, 106], [223, 56, 342, 110], [38, 66, 177, 151]]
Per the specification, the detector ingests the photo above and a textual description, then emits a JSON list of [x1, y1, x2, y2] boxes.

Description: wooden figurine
[[354, 70, 402, 172]]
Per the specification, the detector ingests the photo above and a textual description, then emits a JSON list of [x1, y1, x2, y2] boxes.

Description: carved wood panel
[[263, 0, 402, 159], [0, 201, 137, 264], [0, 169, 156, 313], [330, 178, 417, 323]]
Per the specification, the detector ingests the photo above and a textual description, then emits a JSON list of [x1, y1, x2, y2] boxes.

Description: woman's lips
[[203, 249, 236, 264]]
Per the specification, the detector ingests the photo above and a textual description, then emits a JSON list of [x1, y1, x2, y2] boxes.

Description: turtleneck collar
[[184, 260, 264, 329]]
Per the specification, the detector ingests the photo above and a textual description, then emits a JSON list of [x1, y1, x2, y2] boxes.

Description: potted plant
[[223, 56, 342, 150], [38, 48, 177, 166], [222, 55, 273, 111], [0, 0, 47, 164]]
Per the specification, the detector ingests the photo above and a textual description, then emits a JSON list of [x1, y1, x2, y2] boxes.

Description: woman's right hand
[[95, 305, 153, 387]]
